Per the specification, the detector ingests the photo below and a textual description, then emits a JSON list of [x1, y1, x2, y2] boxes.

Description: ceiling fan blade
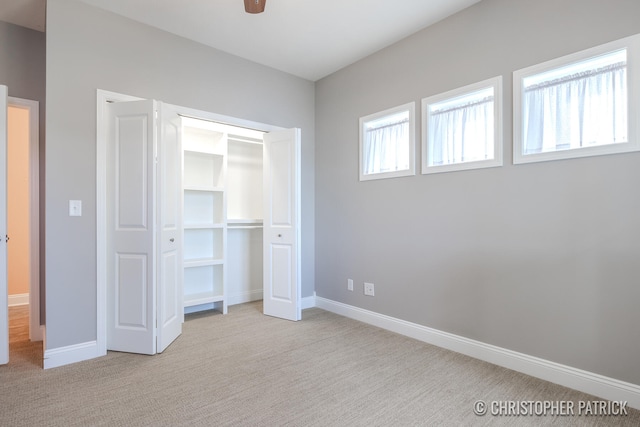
[[244, 0, 266, 14]]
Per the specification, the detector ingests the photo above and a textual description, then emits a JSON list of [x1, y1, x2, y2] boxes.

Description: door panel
[[107, 100, 156, 355], [270, 140, 292, 225], [263, 128, 301, 321], [157, 103, 182, 352], [270, 244, 292, 300], [116, 115, 149, 229], [116, 254, 148, 328], [0, 85, 8, 364]]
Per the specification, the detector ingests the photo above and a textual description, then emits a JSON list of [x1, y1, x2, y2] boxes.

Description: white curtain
[[428, 97, 494, 166], [363, 116, 409, 174], [523, 63, 627, 154]]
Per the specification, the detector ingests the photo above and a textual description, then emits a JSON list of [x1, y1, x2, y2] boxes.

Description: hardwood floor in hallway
[[8, 305, 42, 369]]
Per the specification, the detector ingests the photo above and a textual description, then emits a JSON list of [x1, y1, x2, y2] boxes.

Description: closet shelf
[[227, 219, 263, 224], [184, 293, 225, 308], [184, 258, 224, 268], [228, 219, 263, 229], [183, 185, 224, 192], [183, 148, 225, 156], [184, 223, 225, 230]]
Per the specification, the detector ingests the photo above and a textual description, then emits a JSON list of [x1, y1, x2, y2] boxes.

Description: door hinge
[[4, 235, 8, 243]]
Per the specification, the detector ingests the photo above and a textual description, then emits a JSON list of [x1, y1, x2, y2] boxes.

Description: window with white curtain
[[514, 33, 640, 164], [359, 102, 415, 181], [422, 76, 503, 174]]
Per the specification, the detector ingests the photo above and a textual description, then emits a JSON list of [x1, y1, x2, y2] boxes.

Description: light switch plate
[[69, 200, 82, 217]]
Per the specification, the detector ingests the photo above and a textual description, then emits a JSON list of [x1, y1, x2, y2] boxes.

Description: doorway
[[7, 96, 41, 360]]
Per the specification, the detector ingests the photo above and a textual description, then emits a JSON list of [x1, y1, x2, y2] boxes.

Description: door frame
[[7, 96, 41, 342], [1, 85, 7, 365], [96, 90, 284, 354]]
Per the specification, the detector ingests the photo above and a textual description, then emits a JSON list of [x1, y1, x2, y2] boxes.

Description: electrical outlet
[[347, 278, 354, 291], [364, 282, 375, 296]]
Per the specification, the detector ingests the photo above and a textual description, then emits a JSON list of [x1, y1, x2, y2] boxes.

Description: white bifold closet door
[[262, 128, 301, 321], [106, 100, 183, 355]]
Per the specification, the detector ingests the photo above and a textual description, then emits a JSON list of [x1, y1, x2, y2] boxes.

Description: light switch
[[69, 200, 82, 217]]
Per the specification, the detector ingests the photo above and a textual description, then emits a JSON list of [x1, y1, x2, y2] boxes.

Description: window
[[422, 76, 503, 174], [514, 33, 640, 164], [359, 102, 415, 181]]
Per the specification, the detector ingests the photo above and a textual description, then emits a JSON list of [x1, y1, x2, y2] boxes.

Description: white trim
[[359, 102, 416, 181], [43, 341, 100, 369], [315, 296, 640, 410], [8, 293, 29, 306], [301, 294, 316, 310], [176, 105, 284, 133], [0, 85, 6, 366], [513, 33, 640, 164], [7, 96, 41, 342], [227, 289, 263, 306], [189, 292, 315, 311], [422, 76, 503, 174]]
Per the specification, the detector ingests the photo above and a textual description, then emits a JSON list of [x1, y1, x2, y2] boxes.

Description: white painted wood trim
[[0, 85, 7, 365], [8, 293, 29, 306], [315, 296, 640, 410], [43, 341, 100, 369], [301, 294, 316, 310], [176, 105, 284, 133], [227, 289, 263, 306]]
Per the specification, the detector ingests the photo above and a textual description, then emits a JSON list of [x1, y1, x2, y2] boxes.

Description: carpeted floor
[[1, 302, 638, 426]]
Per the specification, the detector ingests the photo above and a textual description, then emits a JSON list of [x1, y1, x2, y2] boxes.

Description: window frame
[[513, 33, 640, 165], [421, 76, 503, 175], [359, 102, 416, 181]]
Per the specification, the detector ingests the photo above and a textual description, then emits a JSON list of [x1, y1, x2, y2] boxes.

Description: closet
[[181, 117, 265, 316], [102, 94, 301, 357]]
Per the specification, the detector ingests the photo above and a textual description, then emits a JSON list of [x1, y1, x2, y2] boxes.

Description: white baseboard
[[314, 296, 640, 410], [227, 289, 263, 306], [44, 341, 104, 369], [8, 293, 29, 307], [301, 294, 316, 310], [226, 291, 316, 310]]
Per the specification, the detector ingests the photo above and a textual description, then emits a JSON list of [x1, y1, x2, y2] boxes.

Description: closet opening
[[94, 89, 302, 364], [181, 117, 266, 315]]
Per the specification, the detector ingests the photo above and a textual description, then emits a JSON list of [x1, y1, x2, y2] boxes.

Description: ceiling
[[0, 0, 481, 81]]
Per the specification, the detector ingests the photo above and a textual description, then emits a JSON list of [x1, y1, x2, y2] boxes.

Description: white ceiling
[[0, 0, 481, 81]]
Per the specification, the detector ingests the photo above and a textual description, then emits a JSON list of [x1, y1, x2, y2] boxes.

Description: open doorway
[[7, 97, 41, 368]]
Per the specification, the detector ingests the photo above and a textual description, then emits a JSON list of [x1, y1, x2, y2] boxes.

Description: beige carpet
[[1, 302, 638, 426]]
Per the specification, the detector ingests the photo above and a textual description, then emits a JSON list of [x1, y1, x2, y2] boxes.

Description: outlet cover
[[364, 282, 375, 296], [347, 279, 354, 291], [69, 200, 82, 217]]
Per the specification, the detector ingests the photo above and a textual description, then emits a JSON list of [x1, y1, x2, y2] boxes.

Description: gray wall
[[0, 21, 45, 103], [46, 0, 315, 349], [0, 20, 46, 321], [315, 0, 640, 385]]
